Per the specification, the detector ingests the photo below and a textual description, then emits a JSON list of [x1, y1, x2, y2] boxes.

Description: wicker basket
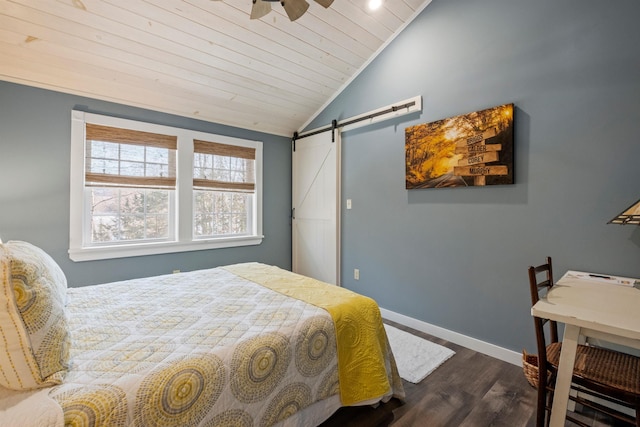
[[522, 349, 542, 389]]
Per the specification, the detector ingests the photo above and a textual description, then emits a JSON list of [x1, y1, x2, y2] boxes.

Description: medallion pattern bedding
[[0, 241, 404, 426]]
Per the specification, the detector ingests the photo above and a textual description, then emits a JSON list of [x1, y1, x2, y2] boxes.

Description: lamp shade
[[608, 199, 640, 225]]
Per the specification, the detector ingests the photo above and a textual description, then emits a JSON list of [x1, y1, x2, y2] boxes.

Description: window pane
[[146, 162, 168, 177], [91, 188, 119, 214], [120, 144, 145, 162], [146, 191, 169, 214], [146, 215, 168, 239], [231, 194, 248, 233], [230, 157, 243, 171], [91, 215, 118, 242], [146, 146, 169, 163], [193, 213, 213, 236], [217, 213, 231, 235], [193, 166, 206, 179], [232, 213, 247, 233], [90, 140, 119, 159], [120, 214, 145, 240], [231, 169, 245, 182], [120, 190, 146, 214], [120, 161, 145, 177], [90, 158, 119, 175]]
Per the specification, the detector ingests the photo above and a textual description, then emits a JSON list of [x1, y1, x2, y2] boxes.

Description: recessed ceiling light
[[368, 0, 382, 11]]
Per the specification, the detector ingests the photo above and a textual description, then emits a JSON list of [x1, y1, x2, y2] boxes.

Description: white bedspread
[[1, 266, 342, 426]]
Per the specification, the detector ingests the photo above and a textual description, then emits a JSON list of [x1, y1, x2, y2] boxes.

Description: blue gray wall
[[1, 0, 639, 355], [0, 81, 292, 287], [307, 0, 640, 352]]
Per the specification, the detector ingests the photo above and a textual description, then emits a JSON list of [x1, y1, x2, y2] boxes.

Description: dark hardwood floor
[[320, 321, 624, 427]]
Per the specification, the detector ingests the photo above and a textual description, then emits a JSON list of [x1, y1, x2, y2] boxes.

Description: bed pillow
[[0, 240, 71, 390]]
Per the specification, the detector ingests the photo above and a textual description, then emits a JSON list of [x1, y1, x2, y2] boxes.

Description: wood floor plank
[[320, 320, 623, 427], [458, 377, 534, 427]]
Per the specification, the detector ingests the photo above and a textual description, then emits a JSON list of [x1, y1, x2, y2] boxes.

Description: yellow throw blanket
[[223, 263, 401, 406]]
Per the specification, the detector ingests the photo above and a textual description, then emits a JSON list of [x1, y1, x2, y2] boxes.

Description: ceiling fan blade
[[281, 0, 309, 21], [314, 0, 333, 8], [250, 0, 272, 19]]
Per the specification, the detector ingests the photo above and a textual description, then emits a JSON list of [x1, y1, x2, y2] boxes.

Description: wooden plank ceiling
[[0, 0, 431, 136]]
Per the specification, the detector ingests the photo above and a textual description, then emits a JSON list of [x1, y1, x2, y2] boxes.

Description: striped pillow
[[0, 241, 71, 390]]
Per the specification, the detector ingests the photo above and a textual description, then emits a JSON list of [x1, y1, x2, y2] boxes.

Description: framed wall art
[[405, 103, 514, 189]]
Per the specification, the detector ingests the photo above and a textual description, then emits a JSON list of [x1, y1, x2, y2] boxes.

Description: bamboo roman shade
[[193, 139, 255, 192], [85, 123, 177, 189]]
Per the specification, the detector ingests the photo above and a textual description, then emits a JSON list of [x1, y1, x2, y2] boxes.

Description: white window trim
[[69, 110, 263, 262]]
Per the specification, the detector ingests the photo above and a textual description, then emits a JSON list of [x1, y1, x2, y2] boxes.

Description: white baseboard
[[380, 307, 522, 366]]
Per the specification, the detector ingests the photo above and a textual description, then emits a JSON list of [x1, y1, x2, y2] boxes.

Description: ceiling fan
[[250, 0, 335, 21]]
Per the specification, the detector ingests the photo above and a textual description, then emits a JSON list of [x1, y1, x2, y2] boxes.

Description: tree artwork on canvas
[[405, 103, 514, 189]]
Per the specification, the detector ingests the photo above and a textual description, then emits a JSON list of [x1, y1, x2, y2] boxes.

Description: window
[[84, 124, 177, 245], [192, 140, 256, 239], [70, 111, 263, 261]]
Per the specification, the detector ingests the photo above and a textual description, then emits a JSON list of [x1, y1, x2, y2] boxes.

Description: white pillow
[[0, 241, 70, 390]]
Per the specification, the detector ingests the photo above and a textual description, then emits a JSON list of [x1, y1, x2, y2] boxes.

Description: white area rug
[[384, 324, 455, 384]]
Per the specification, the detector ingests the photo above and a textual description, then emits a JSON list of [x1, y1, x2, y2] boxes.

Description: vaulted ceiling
[[0, 0, 432, 136]]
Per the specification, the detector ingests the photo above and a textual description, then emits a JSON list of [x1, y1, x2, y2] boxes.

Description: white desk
[[531, 271, 640, 427]]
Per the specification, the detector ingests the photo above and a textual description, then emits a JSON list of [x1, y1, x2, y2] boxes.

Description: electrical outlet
[[354, 269, 360, 280]]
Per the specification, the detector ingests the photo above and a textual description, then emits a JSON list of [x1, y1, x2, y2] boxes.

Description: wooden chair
[[528, 256, 640, 427]]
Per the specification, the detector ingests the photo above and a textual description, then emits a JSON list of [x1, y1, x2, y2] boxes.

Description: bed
[[0, 241, 404, 426]]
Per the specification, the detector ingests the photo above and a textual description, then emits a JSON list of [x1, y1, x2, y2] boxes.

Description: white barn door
[[292, 131, 340, 285]]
